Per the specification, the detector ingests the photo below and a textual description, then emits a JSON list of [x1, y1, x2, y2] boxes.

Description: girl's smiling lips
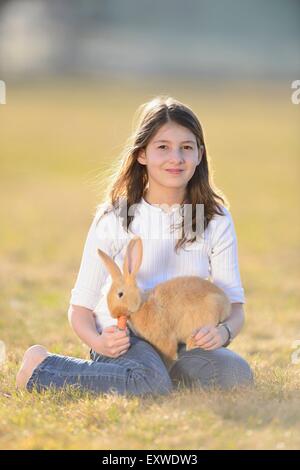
[[165, 169, 184, 174]]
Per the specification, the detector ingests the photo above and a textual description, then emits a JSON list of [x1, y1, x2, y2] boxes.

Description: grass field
[[0, 79, 299, 449]]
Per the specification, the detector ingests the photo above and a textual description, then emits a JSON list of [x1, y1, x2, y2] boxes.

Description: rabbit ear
[[123, 236, 143, 280], [97, 248, 123, 280]]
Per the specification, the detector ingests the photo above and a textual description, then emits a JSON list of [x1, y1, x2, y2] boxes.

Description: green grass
[[0, 79, 299, 449]]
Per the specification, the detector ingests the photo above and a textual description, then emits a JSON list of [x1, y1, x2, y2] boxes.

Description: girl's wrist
[[89, 331, 103, 352], [218, 324, 231, 346]]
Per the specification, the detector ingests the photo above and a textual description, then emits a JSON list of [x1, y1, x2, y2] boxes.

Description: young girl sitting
[[16, 96, 254, 396]]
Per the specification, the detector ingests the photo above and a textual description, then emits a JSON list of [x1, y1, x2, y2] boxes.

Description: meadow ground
[[0, 79, 299, 449]]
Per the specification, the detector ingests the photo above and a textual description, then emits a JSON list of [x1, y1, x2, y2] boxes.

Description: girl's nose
[[169, 149, 184, 163]]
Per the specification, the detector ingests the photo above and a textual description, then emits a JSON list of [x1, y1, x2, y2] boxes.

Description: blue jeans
[[26, 329, 254, 396]]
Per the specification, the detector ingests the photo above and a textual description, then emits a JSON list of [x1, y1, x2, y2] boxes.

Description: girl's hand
[[192, 324, 229, 350], [93, 326, 130, 358]]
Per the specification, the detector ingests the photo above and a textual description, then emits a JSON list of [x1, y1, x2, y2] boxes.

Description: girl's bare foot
[[16, 345, 49, 390]]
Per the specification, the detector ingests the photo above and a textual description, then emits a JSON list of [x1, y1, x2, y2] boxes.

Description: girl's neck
[[143, 188, 186, 207]]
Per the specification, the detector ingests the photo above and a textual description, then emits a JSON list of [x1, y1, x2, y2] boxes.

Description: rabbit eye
[[118, 292, 124, 298]]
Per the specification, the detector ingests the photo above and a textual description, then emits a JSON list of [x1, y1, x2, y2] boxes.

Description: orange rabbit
[[97, 236, 231, 369]]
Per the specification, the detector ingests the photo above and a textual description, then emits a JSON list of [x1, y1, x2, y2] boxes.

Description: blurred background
[[0, 0, 300, 449], [1, 0, 299, 80]]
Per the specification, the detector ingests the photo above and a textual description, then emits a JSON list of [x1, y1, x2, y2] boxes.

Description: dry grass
[[0, 79, 299, 449]]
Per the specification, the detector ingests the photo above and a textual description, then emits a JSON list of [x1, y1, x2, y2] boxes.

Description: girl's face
[[137, 121, 202, 193]]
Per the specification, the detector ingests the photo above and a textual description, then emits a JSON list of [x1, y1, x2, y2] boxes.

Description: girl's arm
[[195, 208, 246, 350], [221, 302, 245, 339], [68, 304, 130, 357], [68, 304, 100, 351], [193, 302, 245, 350]]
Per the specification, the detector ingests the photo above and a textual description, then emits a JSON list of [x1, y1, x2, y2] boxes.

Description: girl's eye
[[158, 145, 193, 150]]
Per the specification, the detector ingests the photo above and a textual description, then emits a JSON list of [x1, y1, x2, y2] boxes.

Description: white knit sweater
[[70, 197, 246, 331]]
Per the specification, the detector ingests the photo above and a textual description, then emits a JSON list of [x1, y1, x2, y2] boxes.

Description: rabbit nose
[[118, 292, 124, 298]]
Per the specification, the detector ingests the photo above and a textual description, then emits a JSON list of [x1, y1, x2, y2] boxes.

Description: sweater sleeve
[[69, 205, 115, 311], [208, 207, 246, 304]]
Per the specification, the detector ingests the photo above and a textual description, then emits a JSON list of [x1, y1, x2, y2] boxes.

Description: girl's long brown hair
[[96, 95, 228, 253]]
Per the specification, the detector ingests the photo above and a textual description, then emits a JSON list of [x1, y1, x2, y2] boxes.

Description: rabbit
[[96, 235, 231, 369]]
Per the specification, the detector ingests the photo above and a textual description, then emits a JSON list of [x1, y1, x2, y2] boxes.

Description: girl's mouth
[[165, 169, 184, 175]]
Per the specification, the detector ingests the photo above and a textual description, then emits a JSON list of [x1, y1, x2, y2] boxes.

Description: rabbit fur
[[96, 235, 231, 369]]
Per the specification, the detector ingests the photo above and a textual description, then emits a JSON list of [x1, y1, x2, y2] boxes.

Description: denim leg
[[26, 332, 172, 397], [169, 344, 254, 390]]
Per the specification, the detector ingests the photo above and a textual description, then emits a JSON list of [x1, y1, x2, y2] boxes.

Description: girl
[[16, 96, 253, 396]]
